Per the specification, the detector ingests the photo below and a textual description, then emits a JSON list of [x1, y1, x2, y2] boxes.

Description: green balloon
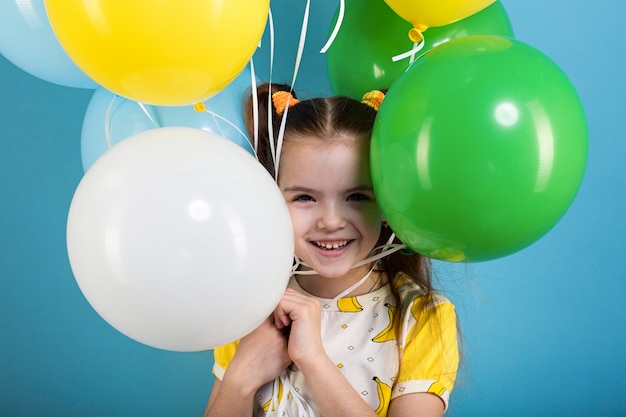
[[371, 35, 588, 262], [326, 0, 514, 100]]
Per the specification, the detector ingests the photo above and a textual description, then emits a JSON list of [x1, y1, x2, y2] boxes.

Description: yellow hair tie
[[272, 91, 299, 115], [361, 90, 385, 111]]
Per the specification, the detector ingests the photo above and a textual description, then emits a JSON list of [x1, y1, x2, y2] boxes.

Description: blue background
[[1, 0, 624, 415]]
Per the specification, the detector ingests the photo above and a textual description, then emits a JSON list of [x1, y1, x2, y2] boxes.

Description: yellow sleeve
[[394, 295, 459, 408], [212, 340, 240, 380]]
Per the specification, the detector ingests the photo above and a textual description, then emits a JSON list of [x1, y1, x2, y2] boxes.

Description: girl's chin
[[311, 269, 353, 280], [294, 257, 347, 277], [296, 257, 362, 280]]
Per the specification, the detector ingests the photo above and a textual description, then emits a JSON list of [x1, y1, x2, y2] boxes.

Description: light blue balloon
[[81, 66, 255, 172], [0, 0, 96, 89]]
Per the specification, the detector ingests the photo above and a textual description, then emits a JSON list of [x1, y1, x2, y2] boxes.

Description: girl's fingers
[[273, 288, 317, 328], [273, 308, 291, 329]]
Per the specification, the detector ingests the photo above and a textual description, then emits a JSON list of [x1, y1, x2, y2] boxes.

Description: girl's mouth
[[313, 240, 350, 250]]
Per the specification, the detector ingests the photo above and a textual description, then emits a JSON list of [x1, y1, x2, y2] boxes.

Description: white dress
[[213, 272, 459, 417]]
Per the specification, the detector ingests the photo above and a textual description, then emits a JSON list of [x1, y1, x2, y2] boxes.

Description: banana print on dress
[[337, 296, 363, 312], [393, 273, 411, 289], [262, 378, 284, 412], [372, 376, 392, 417], [411, 292, 448, 322], [372, 303, 397, 343]]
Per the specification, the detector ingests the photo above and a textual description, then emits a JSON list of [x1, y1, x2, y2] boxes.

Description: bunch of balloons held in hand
[[1, 0, 587, 351]]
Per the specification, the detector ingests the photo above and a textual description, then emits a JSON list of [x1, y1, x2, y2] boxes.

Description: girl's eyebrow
[[282, 185, 374, 193], [282, 186, 316, 193], [347, 186, 375, 192]]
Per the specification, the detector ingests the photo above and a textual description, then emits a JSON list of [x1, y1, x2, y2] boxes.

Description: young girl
[[203, 84, 459, 417]]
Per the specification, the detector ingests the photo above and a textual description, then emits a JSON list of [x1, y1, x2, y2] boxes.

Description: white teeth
[[315, 240, 349, 250]]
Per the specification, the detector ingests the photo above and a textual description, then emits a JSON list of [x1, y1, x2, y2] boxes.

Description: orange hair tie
[[361, 90, 385, 111], [272, 91, 300, 115]]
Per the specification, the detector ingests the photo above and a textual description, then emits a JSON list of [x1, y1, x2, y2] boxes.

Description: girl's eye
[[348, 193, 372, 202], [294, 194, 315, 202]]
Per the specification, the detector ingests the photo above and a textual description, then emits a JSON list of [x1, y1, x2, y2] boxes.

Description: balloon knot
[[193, 102, 206, 113], [408, 27, 424, 43]]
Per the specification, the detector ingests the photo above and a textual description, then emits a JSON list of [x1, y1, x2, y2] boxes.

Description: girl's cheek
[[365, 207, 383, 225]]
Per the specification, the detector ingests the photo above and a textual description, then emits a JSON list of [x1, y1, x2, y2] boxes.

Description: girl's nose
[[317, 202, 347, 230]]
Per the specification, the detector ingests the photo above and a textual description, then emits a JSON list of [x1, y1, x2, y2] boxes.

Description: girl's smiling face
[[278, 136, 382, 296]]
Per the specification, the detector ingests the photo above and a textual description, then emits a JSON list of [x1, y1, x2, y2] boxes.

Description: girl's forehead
[[283, 134, 369, 153], [282, 137, 370, 165], [278, 136, 372, 187]]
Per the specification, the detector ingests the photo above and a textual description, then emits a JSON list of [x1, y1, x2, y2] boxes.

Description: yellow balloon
[[45, 0, 269, 105], [383, 0, 497, 42]]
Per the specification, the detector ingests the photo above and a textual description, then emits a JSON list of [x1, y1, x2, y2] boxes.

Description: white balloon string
[[274, 100, 289, 180], [291, 236, 408, 304], [267, 82, 276, 171], [268, 7, 275, 83], [249, 58, 260, 158], [332, 264, 376, 301], [291, 242, 407, 277], [334, 235, 405, 300], [319, 0, 345, 53], [205, 107, 227, 138], [408, 43, 418, 66], [198, 108, 250, 147], [267, 8, 277, 169], [392, 39, 426, 63], [136, 102, 159, 128], [291, 255, 307, 275], [104, 94, 122, 149], [273, 0, 309, 180], [352, 243, 407, 267], [250, 9, 270, 157], [293, 232, 405, 274], [290, 0, 309, 89], [350, 232, 405, 267]]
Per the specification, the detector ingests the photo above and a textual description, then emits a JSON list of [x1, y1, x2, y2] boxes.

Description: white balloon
[[66, 127, 293, 351]]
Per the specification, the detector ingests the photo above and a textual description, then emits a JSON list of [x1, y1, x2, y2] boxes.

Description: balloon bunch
[[1, 0, 299, 351], [327, 0, 588, 262], [1, 0, 588, 351]]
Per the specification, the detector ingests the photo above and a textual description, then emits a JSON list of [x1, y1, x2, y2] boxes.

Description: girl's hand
[[273, 288, 325, 367], [226, 316, 291, 391]]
